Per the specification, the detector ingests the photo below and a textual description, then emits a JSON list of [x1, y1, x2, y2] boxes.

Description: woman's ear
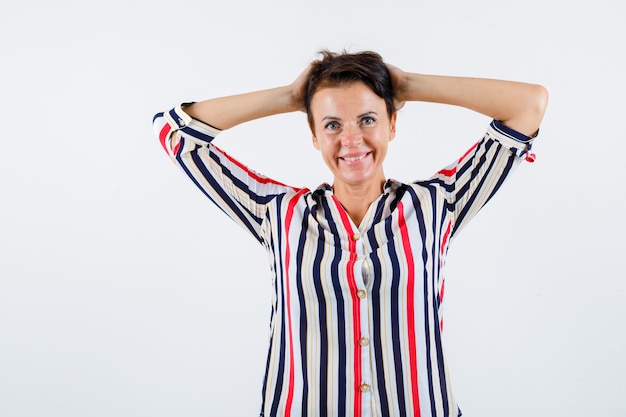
[[312, 134, 321, 150], [389, 112, 397, 142]]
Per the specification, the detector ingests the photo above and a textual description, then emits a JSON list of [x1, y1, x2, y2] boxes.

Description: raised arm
[[388, 65, 548, 137], [152, 67, 313, 243], [182, 65, 311, 130]]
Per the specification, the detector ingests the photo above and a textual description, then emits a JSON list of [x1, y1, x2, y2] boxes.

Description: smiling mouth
[[340, 152, 371, 163]]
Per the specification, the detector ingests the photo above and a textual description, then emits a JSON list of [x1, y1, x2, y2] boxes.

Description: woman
[[153, 50, 548, 417]]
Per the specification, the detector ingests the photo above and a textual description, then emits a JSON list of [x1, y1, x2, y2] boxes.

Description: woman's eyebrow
[[321, 111, 378, 122]]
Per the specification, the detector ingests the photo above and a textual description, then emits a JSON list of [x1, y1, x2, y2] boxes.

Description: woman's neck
[[332, 178, 386, 226]]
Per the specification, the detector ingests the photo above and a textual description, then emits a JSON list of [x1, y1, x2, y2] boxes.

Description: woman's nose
[[341, 124, 362, 147]]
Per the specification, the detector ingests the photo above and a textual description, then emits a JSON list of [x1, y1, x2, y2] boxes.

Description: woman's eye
[[361, 117, 376, 126], [325, 122, 340, 130]]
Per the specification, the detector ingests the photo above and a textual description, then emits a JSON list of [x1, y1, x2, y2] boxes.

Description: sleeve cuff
[[487, 120, 538, 161], [163, 103, 223, 145]]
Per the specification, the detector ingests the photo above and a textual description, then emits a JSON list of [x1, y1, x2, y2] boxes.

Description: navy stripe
[[370, 256, 389, 416], [167, 107, 179, 123], [454, 138, 493, 204], [491, 119, 533, 143], [259, 214, 279, 413], [366, 194, 390, 252], [181, 124, 216, 143], [423, 177, 455, 194], [269, 195, 287, 417], [207, 150, 280, 206], [153, 112, 164, 123], [454, 144, 501, 236], [295, 209, 310, 416], [368, 195, 391, 416], [312, 223, 329, 412], [188, 147, 263, 242], [320, 197, 347, 415], [175, 145, 227, 218], [385, 212, 408, 417], [485, 144, 517, 203], [168, 107, 217, 143]]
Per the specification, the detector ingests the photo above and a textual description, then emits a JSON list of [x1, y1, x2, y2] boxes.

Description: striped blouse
[[153, 105, 536, 417]]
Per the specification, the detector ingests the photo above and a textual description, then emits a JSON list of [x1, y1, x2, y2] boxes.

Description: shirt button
[[359, 337, 369, 346], [352, 233, 361, 241], [359, 384, 370, 393], [357, 290, 367, 299]]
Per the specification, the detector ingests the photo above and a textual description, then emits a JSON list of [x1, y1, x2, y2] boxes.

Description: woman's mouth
[[339, 152, 371, 163]]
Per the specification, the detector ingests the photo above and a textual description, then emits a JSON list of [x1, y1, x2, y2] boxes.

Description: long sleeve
[[153, 105, 302, 243], [430, 120, 536, 239]]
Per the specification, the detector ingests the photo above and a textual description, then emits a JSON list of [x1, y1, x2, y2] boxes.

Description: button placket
[[350, 234, 373, 402], [356, 250, 374, 403]]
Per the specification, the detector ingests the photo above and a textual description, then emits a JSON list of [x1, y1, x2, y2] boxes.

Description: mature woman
[[153, 50, 548, 417]]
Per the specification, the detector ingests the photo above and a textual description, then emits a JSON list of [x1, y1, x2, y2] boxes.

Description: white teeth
[[343, 154, 366, 162]]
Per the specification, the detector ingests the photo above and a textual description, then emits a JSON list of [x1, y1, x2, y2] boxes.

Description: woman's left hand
[[386, 63, 408, 111]]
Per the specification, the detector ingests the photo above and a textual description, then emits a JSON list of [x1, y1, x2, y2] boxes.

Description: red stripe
[[331, 196, 362, 417], [440, 221, 451, 258], [458, 141, 479, 163], [283, 189, 308, 417], [440, 279, 446, 306], [159, 123, 172, 154], [437, 142, 479, 177], [438, 221, 452, 332], [437, 167, 456, 177], [213, 144, 297, 189], [439, 221, 452, 304], [439, 278, 445, 332], [397, 202, 421, 417]]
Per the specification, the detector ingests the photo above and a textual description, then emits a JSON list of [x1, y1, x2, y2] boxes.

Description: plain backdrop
[[1, 0, 624, 416]]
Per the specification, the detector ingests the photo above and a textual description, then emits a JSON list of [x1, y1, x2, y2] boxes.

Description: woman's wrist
[[285, 84, 305, 113]]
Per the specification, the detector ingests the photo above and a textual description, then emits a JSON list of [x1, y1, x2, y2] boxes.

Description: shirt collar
[[315, 179, 399, 196]]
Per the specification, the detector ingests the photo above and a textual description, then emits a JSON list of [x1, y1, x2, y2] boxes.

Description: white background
[[1, 0, 624, 416]]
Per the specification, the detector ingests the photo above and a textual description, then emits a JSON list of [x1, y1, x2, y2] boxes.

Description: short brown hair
[[305, 50, 395, 130]]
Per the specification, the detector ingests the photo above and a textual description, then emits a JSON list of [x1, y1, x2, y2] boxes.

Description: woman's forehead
[[310, 82, 385, 114]]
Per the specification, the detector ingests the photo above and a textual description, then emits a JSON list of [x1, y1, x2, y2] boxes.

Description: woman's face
[[310, 81, 396, 191]]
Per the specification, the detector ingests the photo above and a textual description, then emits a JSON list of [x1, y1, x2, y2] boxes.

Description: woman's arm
[[152, 67, 312, 242], [182, 66, 311, 131], [388, 65, 549, 137]]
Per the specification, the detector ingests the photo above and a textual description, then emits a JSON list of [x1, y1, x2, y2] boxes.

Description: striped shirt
[[153, 105, 536, 417]]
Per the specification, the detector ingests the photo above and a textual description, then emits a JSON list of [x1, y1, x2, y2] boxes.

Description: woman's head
[[306, 50, 398, 198], [305, 50, 395, 130]]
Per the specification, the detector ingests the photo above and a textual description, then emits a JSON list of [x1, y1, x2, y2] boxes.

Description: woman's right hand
[[180, 66, 314, 131], [288, 64, 313, 113]]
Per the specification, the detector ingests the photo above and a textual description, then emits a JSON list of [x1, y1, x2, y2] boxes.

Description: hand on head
[[386, 63, 407, 111], [288, 64, 314, 113]]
